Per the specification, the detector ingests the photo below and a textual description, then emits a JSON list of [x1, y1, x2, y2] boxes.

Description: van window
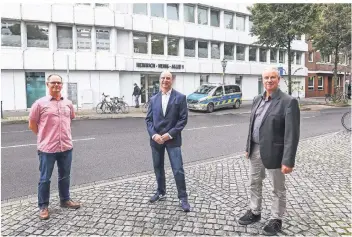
[[235, 85, 241, 92], [225, 85, 236, 94], [213, 86, 223, 96]]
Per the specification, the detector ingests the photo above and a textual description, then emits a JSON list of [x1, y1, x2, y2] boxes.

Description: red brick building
[[305, 40, 351, 98]]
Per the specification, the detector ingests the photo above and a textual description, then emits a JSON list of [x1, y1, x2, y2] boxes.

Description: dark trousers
[[38, 149, 73, 209], [151, 145, 188, 200]]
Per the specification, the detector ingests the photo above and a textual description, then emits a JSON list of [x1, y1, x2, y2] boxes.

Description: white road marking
[[2, 130, 31, 134], [302, 116, 317, 119], [185, 124, 236, 131], [1, 138, 96, 149]]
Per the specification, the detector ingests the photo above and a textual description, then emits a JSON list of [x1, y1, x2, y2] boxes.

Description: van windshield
[[194, 85, 216, 94]]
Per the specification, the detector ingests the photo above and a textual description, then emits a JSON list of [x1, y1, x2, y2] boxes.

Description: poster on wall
[[25, 72, 46, 108], [67, 83, 78, 105]]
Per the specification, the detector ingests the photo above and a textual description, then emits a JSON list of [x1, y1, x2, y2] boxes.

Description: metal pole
[[66, 54, 70, 83], [1, 101, 3, 119]]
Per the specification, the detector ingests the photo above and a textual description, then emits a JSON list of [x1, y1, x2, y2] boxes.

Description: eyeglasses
[[160, 77, 172, 80], [49, 82, 63, 85]]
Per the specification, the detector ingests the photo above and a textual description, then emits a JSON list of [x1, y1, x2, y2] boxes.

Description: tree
[[248, 4, 320, 95], [310, 4, 351, 93]]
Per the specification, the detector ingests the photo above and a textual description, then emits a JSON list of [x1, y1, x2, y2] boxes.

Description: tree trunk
[[333, 46, 339, 95], [287, 42, 292, 95]]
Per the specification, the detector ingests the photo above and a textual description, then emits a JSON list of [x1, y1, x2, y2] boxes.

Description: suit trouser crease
[[249, 144, 286, 219], [38, 149, 72, 208], [151, 145, 187, 199]]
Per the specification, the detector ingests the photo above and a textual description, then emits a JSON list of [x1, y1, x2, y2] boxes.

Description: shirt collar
[[162, 89, 172, 96], [262, 88, 279, 101], [47, 95, 64, 101]]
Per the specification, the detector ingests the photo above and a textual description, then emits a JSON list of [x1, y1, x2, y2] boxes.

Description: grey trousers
[[249, 143, 286, 219], [134, 95, 140, 107]]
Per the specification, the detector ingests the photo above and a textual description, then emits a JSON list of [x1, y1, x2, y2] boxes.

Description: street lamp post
[[221, 58, 227, 84]]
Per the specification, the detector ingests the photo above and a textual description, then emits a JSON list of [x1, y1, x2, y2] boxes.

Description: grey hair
[[262, 67, 280, 78], [160, 70, 172, 77], [47, 74, 63, 82]]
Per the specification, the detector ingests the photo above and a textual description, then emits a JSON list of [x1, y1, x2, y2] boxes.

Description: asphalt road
[[1, 106, 350, 200]]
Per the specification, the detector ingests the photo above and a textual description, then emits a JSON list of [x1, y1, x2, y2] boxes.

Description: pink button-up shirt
[[29, 95, 75, 153]]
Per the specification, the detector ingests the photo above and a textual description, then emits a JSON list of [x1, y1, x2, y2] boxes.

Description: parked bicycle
[[325, 87, 348, 104], [341, 111, 351, 131], [96, 93, 122, 114], [111, 96, 129, 114]]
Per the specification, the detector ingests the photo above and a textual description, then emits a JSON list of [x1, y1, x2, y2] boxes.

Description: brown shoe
[[39, 208, 49, 220], [60, 199, 81, 209]]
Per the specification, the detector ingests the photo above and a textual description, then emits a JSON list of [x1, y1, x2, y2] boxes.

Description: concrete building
[[305, 40, 351, 98], [1, 3, 308, 110]]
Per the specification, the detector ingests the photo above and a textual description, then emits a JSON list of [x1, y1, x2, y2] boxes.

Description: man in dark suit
[[238, 67, 300, 236], [145, 70, 190, 212]]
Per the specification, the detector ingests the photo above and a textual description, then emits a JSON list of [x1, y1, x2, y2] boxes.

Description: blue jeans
[[151, 146, 188, 200], [38, 149, 73, 209]]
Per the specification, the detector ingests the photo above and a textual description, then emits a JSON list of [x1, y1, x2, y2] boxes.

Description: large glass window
[[224, 12, 234, 29], [25, 72, 46, 108], [198, 41, 208, 58], [167, 4, 179, 20], [151, 3, 164, 18], [152, 35, 164, 55], [259, 48, 267, 62], [224, 43, 234, 60], [168, 37, 179, 56], [57, 26, 73, 49], [27, 23, 49, 48], [198, 7, 208, 25], [211, 42, 220, 59], [270, 49, 277, 63], [236, 14, 245, 31], [1, 20, 21, 47], [279, 50, 285, 63], [249, 46, 257, 61], [184, 38, 195, 57], [236, 45, 245, 61], [96, 28, 110, 51], [133, 33, 148, 54], [210, 9, 219, 27], [184, 4, 195, 23], [133, 3, 147, 15], [76, 26, 91, 50]]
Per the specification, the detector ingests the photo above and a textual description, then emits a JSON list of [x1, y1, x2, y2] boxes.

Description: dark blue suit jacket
[[145, 89, 188, 148]]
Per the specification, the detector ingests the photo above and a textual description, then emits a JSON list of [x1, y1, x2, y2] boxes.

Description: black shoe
[[238, 210, 261, 225], [149, 192, 166, 203], [180, 199, 190, 212], [263, 219, 282, 236]]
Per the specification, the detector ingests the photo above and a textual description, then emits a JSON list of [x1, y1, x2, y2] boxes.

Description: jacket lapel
[[165, 90, 176, 117], [155, 92, 164, 118]]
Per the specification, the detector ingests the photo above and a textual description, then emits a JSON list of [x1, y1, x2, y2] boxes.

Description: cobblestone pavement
[[2, 131, 351, 236]]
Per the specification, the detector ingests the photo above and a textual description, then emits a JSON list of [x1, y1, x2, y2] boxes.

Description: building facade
[[1, 3, 308, 110], [305, 40, 351, 98]]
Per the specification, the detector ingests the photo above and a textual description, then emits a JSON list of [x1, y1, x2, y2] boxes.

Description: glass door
[[25, 72, 46, 108]]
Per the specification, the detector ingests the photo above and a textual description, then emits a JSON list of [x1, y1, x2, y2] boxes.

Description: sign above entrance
[[136, 63, 184, 70]]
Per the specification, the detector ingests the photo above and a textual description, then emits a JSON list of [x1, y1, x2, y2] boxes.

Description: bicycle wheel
[[122, 102, 130, 113], [341, 111, 351, 131], [96, 102, 108, 114], [142, 102, 149, 113]]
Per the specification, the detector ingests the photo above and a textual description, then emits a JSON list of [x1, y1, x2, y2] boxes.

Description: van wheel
[[233, 100, 241, 109], [207, 103, 215, 113]]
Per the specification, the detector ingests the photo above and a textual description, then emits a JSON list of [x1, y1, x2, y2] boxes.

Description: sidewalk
[[2, 131, 351, 236]]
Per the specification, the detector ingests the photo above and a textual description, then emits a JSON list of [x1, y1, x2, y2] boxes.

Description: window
[[1, 20, 21, 47], [236, 45, 245, 61], [95, 3, 109, 7], [270, 49, 277, 63], [210, 9, 219, 27], [198, 7, 208, 25], [249, 47, 257, 61], [184, 38, 195, 57], [184, 4, 195, 23], [295, 35, 301, 40], [152, 35, 164, 55], [308, 52, 314, 62], [133, 3, 147, 15], [151, 3, 164, 18], [236, 14, 245, 31], [225, 85, 234, 94], [198, 41, 208, 58], [279, 50, 285, 63], [224, 43, 234, 60], [259, 48, 267, 62], [96, 28, 110, 51], [211, 42, 220, 59], [27, 23, 49, 48], [338, 53, 346, 64], [290, 52, 295, 63], [76, 3, 90, 6], [235, 76, 242, 89], [76, 26, 91, 50], [168, 37, 179, 56], [25, 72, 46, 108], [321, 54, 331, 63], [249, 16, 253, 31], [318, 76, 323, 90], [308, 76, 314, 91], [167, 4, 179, 20], [200, 75, 209, 85], [296, 52, 301, 65], [133, 33, 148, 54], [57, 26, 72, 49], [213, 86, 224, 96], [224, 12, 233, 29]]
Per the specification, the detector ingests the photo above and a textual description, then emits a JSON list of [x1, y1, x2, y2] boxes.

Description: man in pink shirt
[[29, 74, 80, 220]]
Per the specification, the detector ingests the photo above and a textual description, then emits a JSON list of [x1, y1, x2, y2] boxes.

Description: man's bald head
[[159, 70, 174, 93]]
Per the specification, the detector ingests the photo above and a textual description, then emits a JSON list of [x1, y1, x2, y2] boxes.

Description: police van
[[187, 83, 242, 113]]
